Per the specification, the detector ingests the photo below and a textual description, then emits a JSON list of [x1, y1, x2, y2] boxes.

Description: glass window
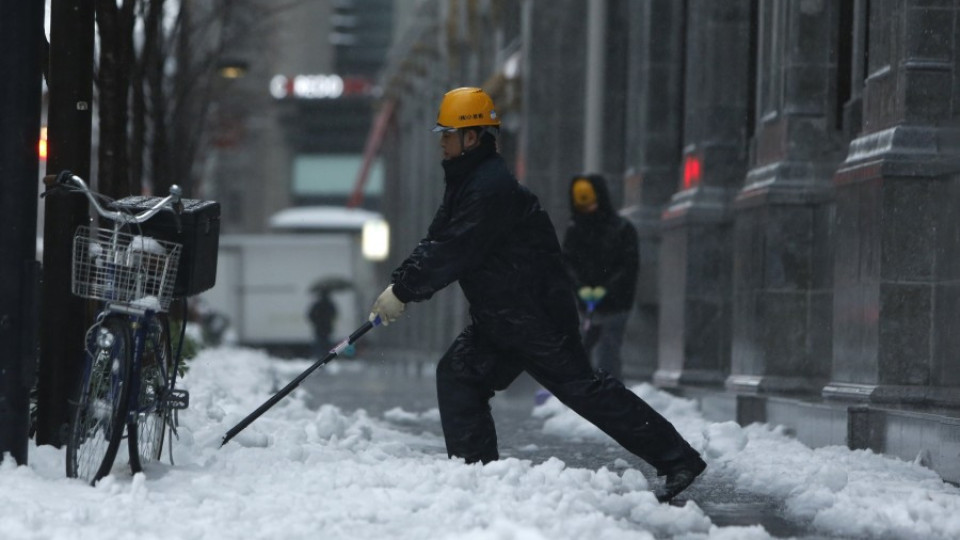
[[291, 154, 383, 197]]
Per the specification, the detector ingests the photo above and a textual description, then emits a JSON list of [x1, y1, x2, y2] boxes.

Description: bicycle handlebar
[[58, 172, 182, 226]]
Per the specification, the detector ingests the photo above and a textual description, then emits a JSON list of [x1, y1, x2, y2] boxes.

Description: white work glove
[[369, 284, 405, 326]]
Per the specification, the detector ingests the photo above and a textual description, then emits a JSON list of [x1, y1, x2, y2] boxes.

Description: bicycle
[[59, 172, 191, 485]]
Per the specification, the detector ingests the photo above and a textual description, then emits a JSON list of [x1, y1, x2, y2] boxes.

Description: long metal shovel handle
[[220, 318, 380, 448]]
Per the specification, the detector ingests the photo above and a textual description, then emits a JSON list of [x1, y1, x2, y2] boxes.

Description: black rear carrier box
[[111, 196, 221, 297]]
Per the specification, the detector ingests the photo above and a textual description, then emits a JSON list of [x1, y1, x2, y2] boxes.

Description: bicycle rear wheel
[[128, 313, 174, 472], [65, 316, 132, 485]]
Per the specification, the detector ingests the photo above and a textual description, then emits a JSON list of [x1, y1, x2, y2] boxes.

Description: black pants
[[435, 322, 700, 475], [582, 311, 630, 380]]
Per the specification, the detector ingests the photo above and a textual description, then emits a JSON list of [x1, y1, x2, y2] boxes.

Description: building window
[[291, 154, 383, 204]]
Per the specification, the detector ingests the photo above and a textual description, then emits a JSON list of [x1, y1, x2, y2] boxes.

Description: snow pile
[[0, 348, 761, 540], [534, 382, 960, 539], [127, 235, 169, 256], [3, 346, 959, 539]]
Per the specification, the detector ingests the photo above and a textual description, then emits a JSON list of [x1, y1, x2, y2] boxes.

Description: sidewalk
[[299, 354, 837, 539]]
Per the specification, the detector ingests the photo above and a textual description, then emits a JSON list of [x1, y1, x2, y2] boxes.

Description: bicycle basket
[[72, 225, 183, 311]]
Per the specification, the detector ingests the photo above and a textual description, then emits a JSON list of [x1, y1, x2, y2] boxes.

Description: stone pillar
[[620, 0, 686, 379], [727, 1, 846, 395], [520, 0, 589, 227], [655, 0, 753, 388], [825, 0, 960, 407]]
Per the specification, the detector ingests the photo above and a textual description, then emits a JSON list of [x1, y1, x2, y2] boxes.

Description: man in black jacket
[[562, 174, 638, 380], [368, 87, 705, 502]]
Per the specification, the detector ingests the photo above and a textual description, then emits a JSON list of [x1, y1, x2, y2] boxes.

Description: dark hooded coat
[[561, 174, 639, 315], [390, 135, 580, 341]]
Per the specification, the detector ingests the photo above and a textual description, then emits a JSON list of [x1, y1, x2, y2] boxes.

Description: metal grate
[[71, 226, 182, 311]]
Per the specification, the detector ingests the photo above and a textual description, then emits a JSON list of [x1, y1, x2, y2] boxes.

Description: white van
[[200, 206, 387, 355]]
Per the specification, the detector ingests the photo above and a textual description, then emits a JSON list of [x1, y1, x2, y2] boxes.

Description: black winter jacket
[[561, 174, 639, 315], [390, 137, 579, 340]]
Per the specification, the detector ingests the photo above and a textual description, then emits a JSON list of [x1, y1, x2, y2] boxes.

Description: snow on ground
[[1, 347, 958, 539], [535, 381, 960, 539]]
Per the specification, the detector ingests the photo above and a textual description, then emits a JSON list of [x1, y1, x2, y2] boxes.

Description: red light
[[39, 127, 48, 161], [683, 155, 700, 189]]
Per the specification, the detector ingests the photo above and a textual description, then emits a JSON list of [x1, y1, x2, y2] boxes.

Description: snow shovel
[[220, 317, 380, 447]]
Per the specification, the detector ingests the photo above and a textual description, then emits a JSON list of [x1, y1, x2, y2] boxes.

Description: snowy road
[[1, 347, 958, 539]]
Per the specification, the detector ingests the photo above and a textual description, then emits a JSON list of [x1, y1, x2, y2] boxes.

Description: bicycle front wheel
[[66, 316, 132, 485], [128, 313, 174, 471]]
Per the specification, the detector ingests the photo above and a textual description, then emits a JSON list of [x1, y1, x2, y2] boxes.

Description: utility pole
[[35, 0, 95, 447], [583, 0, 607, 174], [0, 0, 45, 464]]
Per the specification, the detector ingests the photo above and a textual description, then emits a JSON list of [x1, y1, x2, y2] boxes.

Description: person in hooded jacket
[[368, 87, 706, 502], [561, 174, 639, 380]]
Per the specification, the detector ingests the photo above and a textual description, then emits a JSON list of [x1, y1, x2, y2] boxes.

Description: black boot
[[656, 456, 706, 503]]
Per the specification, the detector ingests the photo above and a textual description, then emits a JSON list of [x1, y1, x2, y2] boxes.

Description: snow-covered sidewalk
[[1, 347, 958, 539]]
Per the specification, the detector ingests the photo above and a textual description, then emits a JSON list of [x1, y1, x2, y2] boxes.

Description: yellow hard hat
[[572, 179, 598, 212], [432, 87, 501, 132]]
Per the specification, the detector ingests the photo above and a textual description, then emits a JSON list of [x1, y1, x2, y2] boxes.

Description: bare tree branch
[[96, 0, 290, 199]]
